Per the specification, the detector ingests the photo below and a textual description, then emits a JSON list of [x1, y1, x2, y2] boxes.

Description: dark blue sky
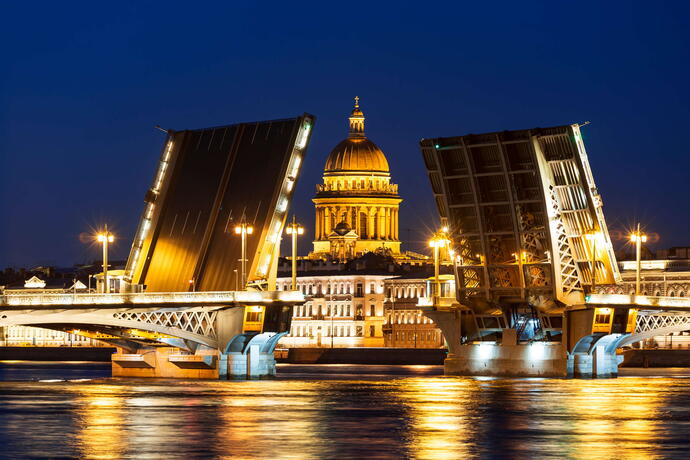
[[2, 2, 689, 268]]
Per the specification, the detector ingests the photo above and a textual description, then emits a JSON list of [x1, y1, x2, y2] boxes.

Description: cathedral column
[[379, 206, 388, 240], [368, 209, 375, 240], [385, 207, 390, 239], [324, 207, 331, 236], [315, 207, 321, 239], [393, 209, 398, 240], [354, 206, 361, 235]]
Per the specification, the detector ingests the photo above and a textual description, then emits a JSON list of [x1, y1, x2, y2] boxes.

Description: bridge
[[0, 114, 315, 379], [419, 123, 690, 378]]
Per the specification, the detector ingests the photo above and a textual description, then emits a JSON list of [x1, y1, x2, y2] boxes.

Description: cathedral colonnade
[[315, 205, 399, 241]]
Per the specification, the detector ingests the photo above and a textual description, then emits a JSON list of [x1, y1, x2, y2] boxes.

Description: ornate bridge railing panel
[[113, 310, 218, 340], [636, 312, 690, 334]]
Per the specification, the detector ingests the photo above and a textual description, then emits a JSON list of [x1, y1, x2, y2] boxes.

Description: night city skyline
[[5, 4, 690, 458], [3, 2, 690, 268]]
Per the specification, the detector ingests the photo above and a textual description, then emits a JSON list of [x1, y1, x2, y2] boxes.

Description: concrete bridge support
[[566, 334, 625, 378], [426, 309, 569, 377]]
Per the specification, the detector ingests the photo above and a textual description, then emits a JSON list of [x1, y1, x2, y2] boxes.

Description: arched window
[[360, 213, 368, 238]]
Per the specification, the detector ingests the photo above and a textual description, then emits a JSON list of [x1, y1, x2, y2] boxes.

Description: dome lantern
[[323, 97, 390, 174], [348, 96, 365, 138]]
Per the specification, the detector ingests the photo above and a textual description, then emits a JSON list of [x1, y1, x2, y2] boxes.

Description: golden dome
[[323, 96, 390, 174], [324, 138, 389, 173]]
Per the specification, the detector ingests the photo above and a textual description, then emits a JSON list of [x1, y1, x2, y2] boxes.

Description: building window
[[356, 283, 363, 297], [370, 283, 375, 294], [370, 305, 376, 316], [370, 325, 376, 337]]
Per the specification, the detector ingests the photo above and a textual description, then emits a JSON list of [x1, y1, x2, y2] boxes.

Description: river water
[[1, 362, 690, 459]]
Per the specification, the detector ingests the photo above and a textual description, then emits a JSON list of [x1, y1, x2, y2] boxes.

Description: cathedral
[[311, 97, 402, 260]]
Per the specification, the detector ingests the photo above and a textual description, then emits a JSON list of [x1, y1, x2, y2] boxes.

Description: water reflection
[[1, 367, 690, 458], [75, 385, 126, 459], [402, 378, 476, 459]]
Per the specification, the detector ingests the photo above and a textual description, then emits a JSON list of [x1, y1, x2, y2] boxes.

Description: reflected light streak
[[75, 385, 126, 459]]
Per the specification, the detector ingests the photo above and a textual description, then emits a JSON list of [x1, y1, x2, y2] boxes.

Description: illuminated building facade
[[311, 98, 402, 259], [277, 270, 444, 348]]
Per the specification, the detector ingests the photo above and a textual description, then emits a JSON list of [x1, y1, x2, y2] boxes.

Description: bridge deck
[[0, 290, 304, 310], [586, 293, 690, 311]]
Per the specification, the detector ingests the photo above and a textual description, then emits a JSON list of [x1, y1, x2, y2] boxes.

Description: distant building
[[276, 256, 446, 349], [598, 259, 690, 297], [1, 276, 103, 347]]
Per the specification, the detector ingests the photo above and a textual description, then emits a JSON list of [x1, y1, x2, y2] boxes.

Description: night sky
[[2, 2, 689, 269]]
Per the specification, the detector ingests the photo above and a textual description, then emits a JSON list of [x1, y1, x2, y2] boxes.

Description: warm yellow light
[[286, 227, 293, 235], [297, 227, 304, 235], [234, 226, 242, 234], [630, 233, 647, 243], [97, 234, 105, 242], [108, 235, 114, 243], [429, 238, 447, 248], [448, 249, 456, 258], [246, 226, 253, 234], [442, 226, 449, 233]]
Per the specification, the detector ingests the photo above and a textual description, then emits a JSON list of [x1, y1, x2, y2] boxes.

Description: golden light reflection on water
[[4, 371, 689, 458], [74, 385, 126, 459], [217, 381, 329, 459], [561, 379, 663, 460], [401, 378, 477, 459]]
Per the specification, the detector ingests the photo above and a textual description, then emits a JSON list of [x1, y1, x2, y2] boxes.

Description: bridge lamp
[[429, 231, 450, 298], [630, 224, 648, 296], [285, 216, 304, 291], [234, 223, 254, 290], [96, 225, 115, 294]]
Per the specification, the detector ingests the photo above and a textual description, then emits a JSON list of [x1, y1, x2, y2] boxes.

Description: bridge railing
[[586, 293, 690, 310], [0, 290, 305, 307]]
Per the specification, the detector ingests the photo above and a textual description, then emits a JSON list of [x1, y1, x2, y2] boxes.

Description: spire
[[348, 96, 365, 138]]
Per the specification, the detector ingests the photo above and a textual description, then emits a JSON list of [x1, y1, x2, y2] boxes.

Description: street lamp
[[234, 222, 253, 289], [429, 227, 450, 298], [630, 224, 648, 296], [584, 230, 601, 293], [96, 225, 114, 293], [285, 215, 304, 290]]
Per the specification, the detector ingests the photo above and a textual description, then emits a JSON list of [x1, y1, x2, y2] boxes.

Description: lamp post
[[630, 224, 648, 296], [285, 215, 304, 290], [97, 225, 114, 293], [429, 226, 450, 299], [233, 222, 253, 290]]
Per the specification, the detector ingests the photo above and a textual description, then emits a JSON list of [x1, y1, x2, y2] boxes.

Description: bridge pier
[[111, 332, 286, 379], [112, 347, 221, 379]]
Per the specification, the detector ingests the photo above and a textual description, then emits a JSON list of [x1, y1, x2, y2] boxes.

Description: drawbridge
[[420, 123, 686, 377], [1, 114, 315, 378]]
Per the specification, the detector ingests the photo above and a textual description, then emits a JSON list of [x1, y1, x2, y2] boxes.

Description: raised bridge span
[[419, 123, 690, 377], [1, 114, 315, 379]]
